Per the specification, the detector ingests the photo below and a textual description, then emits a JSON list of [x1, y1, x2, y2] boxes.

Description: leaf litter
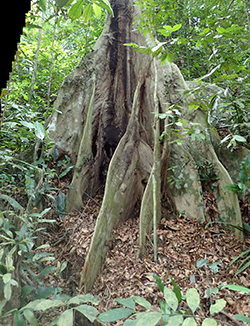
[[45, 195, 250, 325]]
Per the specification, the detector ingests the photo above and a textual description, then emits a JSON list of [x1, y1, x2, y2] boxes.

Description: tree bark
[[47, 0, 244, 292]]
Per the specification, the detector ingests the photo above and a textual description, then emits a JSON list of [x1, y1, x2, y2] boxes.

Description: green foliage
[[225, 155, 250, 201], [0, 206, 66, 317], [134, 0, 250, 146], [107, 275, 249, 326]]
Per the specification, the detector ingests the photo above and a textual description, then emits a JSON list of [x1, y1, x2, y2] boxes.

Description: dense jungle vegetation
[[0, 0, 250, 325]]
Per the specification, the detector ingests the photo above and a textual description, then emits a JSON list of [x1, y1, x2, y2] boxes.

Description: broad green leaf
[[13, 311, 26, 326], [132, 296, 151, 310], [233, 135, 246, 143], [151, 273, 164, 292], [20, 299, 64, 312], [68, 294, 99, 305], [182, 317, 197, 326], [94, 0, 113, 16], [124, 320, 137, 326], [20, 121, 35, 129], [167, 52, 174, 62], [21, 285, 34, 297], [220, 284, 250, 293], [3, 273, 11, 284], [210, 299, 226, 315], [23, 309, 39, 326], [98, 308, 133, 322], [234, 314, 250, 322], [0, 194, 24, 211], [217, 27, 226, 34], [93, 3, 102, 18], [68, 0, 85, 20], [34, 121, 46, 140], [186, 288, 200, 313], [202, 318, 217, 326], [172, 24, 182, 31], [82, 3, 93, 22], [196, 258, 209, 268], [4, 282, 11, 300], [35, 286, 56, 299], [58, 309, 73, 326], [115, 298, 136, 310], [74, 304, 99, 323], [167, 315, 183, 326], [164, 287, 178, 311], [160, 300, 171, 318], [134, 312, 162, 326]]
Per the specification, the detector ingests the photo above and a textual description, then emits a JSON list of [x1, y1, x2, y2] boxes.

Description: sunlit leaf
[[164, 287, 178, 312], [134, 312, 162, 326], [132, 296, 151, 310], [34, 121, 46, 140], [74, 304, 99, 323], [210, 299, 226, 315], [234, 314, 250, 322], [20, 299, 64, 312], [115, 298, 136, 310], [186, 288, 200, 313], [68, 294, 99, 305], [94, 0, 113, 16], [167, 315, 183, 326], [202, 318, 217, 326], [58, 309, 73, 326], [68, 0, 85, 20], [220, 284, 250, 293], [23, 309, 39, 326], [93, 3, 102, 18], [82, 4, 93, 22], [98, 308, 133, 322], [182, 317, 197, 326]]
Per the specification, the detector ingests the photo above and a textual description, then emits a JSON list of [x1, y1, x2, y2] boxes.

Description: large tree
[[47, 0, 247, 292]]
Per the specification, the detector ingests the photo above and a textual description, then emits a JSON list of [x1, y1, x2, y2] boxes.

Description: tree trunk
[[47, 0, 243, 292]]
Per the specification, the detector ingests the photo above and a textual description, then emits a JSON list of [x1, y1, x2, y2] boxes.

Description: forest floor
[[45, 195, 250, 326]]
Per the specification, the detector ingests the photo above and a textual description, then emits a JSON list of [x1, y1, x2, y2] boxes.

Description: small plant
[[98, 273, 249, 326], [14, 293, 100, 325], [196, 257, 223, 301], [0, 199, 60, 316]]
